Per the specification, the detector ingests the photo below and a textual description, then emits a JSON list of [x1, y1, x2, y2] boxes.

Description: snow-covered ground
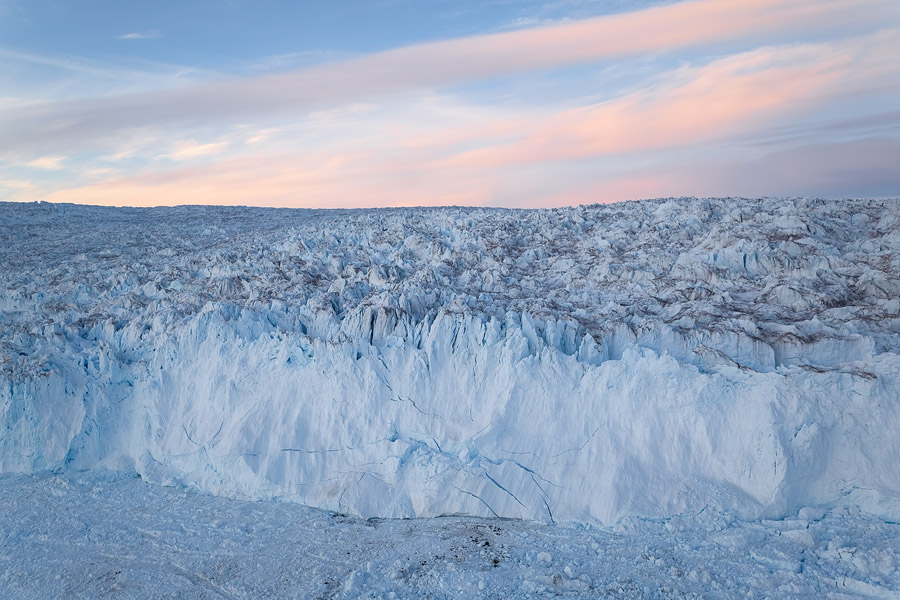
[[2, 470, 898, 599], [1, 197, 900, 595]]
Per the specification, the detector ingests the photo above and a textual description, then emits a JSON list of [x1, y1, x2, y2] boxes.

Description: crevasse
[[2, 197, 899, 525]]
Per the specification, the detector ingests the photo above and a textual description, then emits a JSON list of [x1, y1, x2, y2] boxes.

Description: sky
[[1, 0, 899, 208]]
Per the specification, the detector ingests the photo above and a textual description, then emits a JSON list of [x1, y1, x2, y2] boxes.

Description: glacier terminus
[[2, 197, 900, 597]]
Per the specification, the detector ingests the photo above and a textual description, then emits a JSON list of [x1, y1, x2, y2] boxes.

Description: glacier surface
[[2, 197, 899, 526]]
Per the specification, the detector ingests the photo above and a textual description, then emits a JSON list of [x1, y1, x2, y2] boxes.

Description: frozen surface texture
[[2, 198, 899, 525], [3, 471, 899, 599]]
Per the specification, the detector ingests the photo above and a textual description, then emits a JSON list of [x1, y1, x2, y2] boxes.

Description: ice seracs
[[1, 197, 899, 525]]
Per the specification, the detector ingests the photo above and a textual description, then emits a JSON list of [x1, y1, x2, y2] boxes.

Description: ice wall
[[2, 198, 899, 525]]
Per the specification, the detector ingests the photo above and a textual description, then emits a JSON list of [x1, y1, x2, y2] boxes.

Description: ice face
[[1, 197, 899, 525]]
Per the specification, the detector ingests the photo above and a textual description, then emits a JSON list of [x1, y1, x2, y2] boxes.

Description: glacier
[[2, 197, 899, 526]]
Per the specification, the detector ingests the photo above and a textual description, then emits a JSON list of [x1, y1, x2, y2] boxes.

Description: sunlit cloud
[[40, 154, 499, 208], [167, 140, 229, 161], [244, 128, 279, 145], [0, 178, 36, 202], [27, 156, 65, 170], [22, 24, 900, 209], [1, 0, 895, 158], [1, 178, 34, 191], [444, 29, 900, 168], [1, 0, 898, 207]]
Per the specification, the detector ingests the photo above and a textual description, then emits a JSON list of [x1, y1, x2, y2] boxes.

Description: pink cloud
[[2, 0, 896, 157], [39, 152, 499, 208], [36, 133, 900, 208], [444, 30, 900, 168], [16, 19, 900, 208]]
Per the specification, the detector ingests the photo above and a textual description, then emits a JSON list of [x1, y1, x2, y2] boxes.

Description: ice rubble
[[5, 471, 900, 599], [1, 197, 899, 526]]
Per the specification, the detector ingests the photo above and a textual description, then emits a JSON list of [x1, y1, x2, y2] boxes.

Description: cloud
[[40, 135, 900, 208], [245, 50, 350, 72], [442, 29, 900, 168], [38, 153, 498, 208], [117, 30, 161, 40], [0, 178, 34, 191], [5, 0, 899, 208], [33, 95, 900, 209], [0, 47, 215, 104], [701, 137, 900, 198], [27, 156, 64, 169], [0, 177, 35, 202], [0, 47, 118, 77], [534, 137, 900, 205], [167, 140, 228, 161], [1, 0, 896, 156], [17, 23, 900, 210]]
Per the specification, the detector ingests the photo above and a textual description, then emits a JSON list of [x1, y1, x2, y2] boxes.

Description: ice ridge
[[1, 197, 899, 525]]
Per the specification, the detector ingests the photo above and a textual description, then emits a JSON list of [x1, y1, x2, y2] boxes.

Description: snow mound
[[2, 197, 899, 525]]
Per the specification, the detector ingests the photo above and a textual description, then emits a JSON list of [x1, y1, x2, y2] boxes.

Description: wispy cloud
[[27, 156, 64, 169], [0, 47, 120, 77], [0, 177, 36, 202], [244, 50, 350, 72], [1, 0, 895, 158], [118, 30, 162, 41], [31, 25, 900, 209], [0, 178, 34, 191], [167, 140, 229, 161], [3, 0, 899, 207], [547, 137, 900, 204], [0, 47, 215, 105], [442, 29, 900, 168]]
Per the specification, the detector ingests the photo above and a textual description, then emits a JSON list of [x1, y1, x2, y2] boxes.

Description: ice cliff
[[2, 197, 899, 525]]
